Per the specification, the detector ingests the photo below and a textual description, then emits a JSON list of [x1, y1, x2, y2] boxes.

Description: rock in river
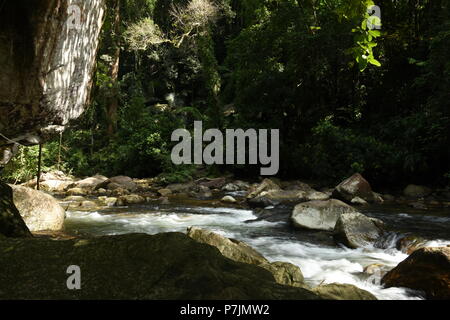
[[382, 247, 450, 300], [332, 173, 380, 204], [333, 212, 384, 249], [291, 199, 357, 231], [187, 227, 305, 288]]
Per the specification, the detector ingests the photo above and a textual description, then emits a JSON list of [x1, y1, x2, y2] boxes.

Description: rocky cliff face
[[0, 0, 105, 237], [0, 0, 105, 164]]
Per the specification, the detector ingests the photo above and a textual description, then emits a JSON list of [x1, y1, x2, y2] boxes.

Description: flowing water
[[64, 199, 450, 300]]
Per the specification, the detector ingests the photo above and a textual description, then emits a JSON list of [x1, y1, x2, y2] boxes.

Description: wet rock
[[351, 197, 368, 206], [234, 180, 251, 191], [63, 196, 86, 202], [166, 181, 195, 193], [111, 188, 130, 197], [190, 185, 213, 200], [187, 227, 306, 288], [382, 247, 450, 300], [97, 176, 137, 192], [66, 188, 86, 196], [159, 197, 170, 205], [187, 227, 268, 265], [382, 194, 395, 202], [249, 190, 329, 208], [396, 235, 427, 255], [403, 184, 432, 198], [333, 212, 384, 249], [117, 194, 145, 206], [221, 196, 237, 203], [332, 173, 380, 204], [261, 261, 305, 288], [81, 201, 97, 208], [94, 188, 109, 196], [10, 184, 65, 232], [363, 263, 385, 275], [222, 183, 240, 192], [409, 202, 427, 210], [199, 177, 227, 189], [0, 233, 321, 300], [104, 197, 118, 207], [246, 178, 281, 199], [283, 181, 314, 192], [291, 199, 357, 231], [74, 175, 108, 189], [39, 180, 73, 193], [312, 283, 377, 300], [158, 188, 172, 197]]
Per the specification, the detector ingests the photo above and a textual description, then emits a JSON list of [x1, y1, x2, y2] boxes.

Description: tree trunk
[[106, 0, 121, 136]]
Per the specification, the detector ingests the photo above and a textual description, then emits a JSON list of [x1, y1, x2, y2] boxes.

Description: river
[[63, 197, 450, 300]]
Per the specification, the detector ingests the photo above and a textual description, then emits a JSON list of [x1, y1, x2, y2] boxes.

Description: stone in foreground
[[382, 247, 450, 300], [0, 183, 32, 237], [187, 227, 305, 287], [0, 233, 321, 300], [312, 283, 377, 300]]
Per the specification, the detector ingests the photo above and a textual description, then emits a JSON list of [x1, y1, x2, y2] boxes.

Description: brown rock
[[382, 247, 450, 300], [332, 173, 379, 203]]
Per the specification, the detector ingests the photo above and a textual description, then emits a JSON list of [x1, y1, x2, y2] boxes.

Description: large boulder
[[9, 184, 65, 232], [333, 212, 384, 249], [187, 227, 305, 287], [312, 283, 377, 300], [0, 233, 321, 300], [332, 173, 380, 204], [0, 182, 32, 237], [382, 247, 450, 300], [403, 184, 432, 198], [291, 199, 357, 231]]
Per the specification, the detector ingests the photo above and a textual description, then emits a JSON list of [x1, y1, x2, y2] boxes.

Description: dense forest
[[3, 0, 449, 189]]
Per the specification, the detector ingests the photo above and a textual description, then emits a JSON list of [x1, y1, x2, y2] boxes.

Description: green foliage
[[1, 142, 65, 183], [6, 0, 446, 188]]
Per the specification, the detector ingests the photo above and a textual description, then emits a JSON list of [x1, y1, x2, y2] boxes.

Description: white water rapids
[[65, 205, 450, 300]]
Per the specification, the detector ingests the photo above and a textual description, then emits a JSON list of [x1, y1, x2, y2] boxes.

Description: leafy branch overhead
[[124, 0, 226, 50]]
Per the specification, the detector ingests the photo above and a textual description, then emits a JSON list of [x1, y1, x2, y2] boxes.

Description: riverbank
[[2, 172, 450, 300]]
